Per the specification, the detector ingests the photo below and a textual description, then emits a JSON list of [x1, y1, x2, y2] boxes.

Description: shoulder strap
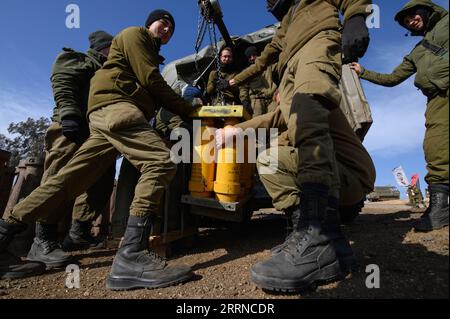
[[421, 39, 449, 60]]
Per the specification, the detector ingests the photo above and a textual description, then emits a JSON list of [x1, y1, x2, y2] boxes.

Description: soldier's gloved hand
[[61, 116, 84, 145], [342, 15, 370, 64], [192, 97, 203, 108], [217, 79, 230, 91]]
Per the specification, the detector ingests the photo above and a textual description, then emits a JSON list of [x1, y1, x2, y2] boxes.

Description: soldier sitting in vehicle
[[207, 47, 248, 110], [240, 46, 279, 117]]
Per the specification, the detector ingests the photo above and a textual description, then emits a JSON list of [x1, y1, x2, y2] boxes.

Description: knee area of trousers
[[257, 151, 277, 168], [141, 158, 177, 174]]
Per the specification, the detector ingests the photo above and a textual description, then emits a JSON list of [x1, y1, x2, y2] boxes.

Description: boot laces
[[282, 227, 312, 256], [40, 239, 60, 254], [143, 250, 166, 265]]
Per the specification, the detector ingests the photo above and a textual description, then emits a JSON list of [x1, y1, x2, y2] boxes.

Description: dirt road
[[0, 201, 448, 299]]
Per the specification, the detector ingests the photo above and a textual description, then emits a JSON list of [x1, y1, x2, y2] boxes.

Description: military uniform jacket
[[233, 0, 372, 86], [88, 27, 194, 120], [51, 48, 106, 123], [207, 69, 242, 105], [361, 0, 449, 99]]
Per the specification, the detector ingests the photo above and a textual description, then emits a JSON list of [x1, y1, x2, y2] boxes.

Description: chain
[[195, 0, 224, 105], [209, 23, 225, 105], [194, 4, 207, 80]]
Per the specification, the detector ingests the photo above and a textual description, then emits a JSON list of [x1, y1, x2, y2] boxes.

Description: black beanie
[[89, 31, 114, 51], [245, 46, 259, 58], [145, 9, 175, 32]]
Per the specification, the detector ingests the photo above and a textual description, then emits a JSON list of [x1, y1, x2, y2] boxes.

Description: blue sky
[[0, 0, 448, 196]]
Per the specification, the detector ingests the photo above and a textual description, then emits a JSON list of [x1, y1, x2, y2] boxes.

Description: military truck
[[111, 0, 374, 251], [367, 186, 401, 202], [162, 2, 373, 139], [161, 0, 374, 221]]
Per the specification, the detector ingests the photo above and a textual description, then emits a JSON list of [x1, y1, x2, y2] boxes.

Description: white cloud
[[368, 42, 417, 70], [359, 38, 431, 159], [0, 42, 54, 136], [362, 77, 427, 158], [0, 85, 53, 136]]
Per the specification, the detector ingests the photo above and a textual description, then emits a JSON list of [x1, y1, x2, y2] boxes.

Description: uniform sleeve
[[117, 28, 194, 117], [233, 16, 288, 86], [235, 106, 287, 132], [335, 0, 373, 21], [361, 57, 416, 87], [260, 65, 279, 98], [239, 83, 251, 106], [51, 54, 91, 120]]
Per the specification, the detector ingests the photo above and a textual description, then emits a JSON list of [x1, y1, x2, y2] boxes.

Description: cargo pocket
[[104, 103, 148, 132], [299, 61, 342, 105], [113, 72, 155, 116], [114, 71, 140, 96], [315, 61, 341, 83]]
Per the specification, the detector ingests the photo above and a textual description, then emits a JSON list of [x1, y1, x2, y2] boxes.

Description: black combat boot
[[325, 197, 358, 274], [414, 184, 449, 232], [271, 198, 357, 274], [62, 220, 104, 252], [269, 205, 305, 255], [106, 215, 193, 291], [251, 183, 342, 292], [0, 219, 46, 279], [27, 223, 73, 269]]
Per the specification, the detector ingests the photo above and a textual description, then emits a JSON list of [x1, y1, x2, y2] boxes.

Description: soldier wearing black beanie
[[145, 9, 175, 31]]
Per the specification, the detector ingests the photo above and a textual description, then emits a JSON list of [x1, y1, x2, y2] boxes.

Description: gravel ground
[[0, 201, 448, 299]]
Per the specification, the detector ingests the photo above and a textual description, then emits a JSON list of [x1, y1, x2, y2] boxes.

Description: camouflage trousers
[[4, 102, 176, 224], [424, 92, 449, 185], [37, 122, 115, 224], [278, 30, 342, 189], [257, 146, 366, 212]]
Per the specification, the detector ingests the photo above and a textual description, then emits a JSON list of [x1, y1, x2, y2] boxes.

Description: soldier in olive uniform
[[34, 32, 116, 269], [0, 31, 116, 277], [228, 0, 372, 291], [0, 10, 198, 289], [240, 46, 278, 117], [350, 0, 449, 232], [216, 104, 375, 275], [207, 47, 246, 107]]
